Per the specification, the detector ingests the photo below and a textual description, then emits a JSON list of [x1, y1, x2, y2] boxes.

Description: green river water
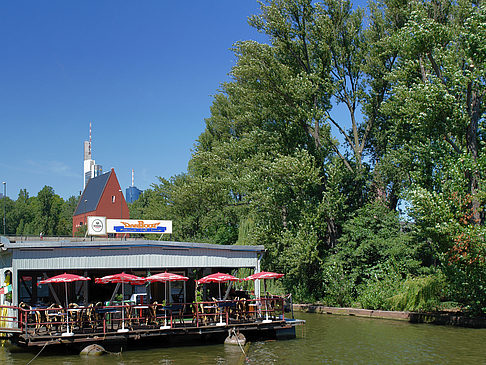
[[1, 312, 485, 364]]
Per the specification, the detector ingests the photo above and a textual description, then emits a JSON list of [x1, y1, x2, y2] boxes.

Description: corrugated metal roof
[[12, 246, 260, 270], [1, 238, 265, 253], [1, 237, 264, 271], [73, 171, 111, 215]]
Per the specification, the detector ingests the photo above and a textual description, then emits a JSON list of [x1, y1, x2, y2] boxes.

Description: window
[[112, 195, 116, 203]]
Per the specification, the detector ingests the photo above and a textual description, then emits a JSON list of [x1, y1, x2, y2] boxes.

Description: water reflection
[[2, 312, 485, 364]]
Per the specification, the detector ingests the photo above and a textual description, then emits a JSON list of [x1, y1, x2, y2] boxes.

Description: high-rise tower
[[83, 123, 103, 189], [126, 169, 142, 203]]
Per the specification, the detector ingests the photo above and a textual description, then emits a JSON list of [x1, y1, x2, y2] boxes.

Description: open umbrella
[[38, 273, 91, 336], [95, 272, 145, 332], [197, 272, 240, 300], [244, 271, 284, 323], [145, 272, 189, 329], [244, 272, 284, 281], [197, 272, 240, 326]]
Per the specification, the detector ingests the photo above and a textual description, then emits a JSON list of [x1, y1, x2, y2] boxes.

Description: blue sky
[[1, 1, 265, 199], [1, 0, 369, 201]]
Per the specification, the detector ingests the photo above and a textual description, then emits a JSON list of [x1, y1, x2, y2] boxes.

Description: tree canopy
[[132, 0, 485, 313], [4, 0, 484, 314]]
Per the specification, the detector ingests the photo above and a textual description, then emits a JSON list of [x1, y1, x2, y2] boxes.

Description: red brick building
[[72, 168, 129, 236]]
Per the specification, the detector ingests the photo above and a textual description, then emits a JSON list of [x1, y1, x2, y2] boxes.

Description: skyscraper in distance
[[83, 123, 103, 190], [126, 169, 142, 203]]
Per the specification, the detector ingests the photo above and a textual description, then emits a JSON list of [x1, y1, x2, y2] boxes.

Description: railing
[[0, 297, 286, 337], [0, 305, 21, 332]]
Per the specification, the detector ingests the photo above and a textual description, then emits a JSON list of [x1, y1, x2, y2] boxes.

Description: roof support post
[[43, 272, 61, 306], [255, 254, 262, 300]]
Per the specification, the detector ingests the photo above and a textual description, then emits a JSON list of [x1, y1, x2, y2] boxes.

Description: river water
[[1, 312, 485, 364]]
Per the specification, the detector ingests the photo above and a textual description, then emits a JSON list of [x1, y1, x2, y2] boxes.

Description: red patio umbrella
[[145, 272, 189, 329], [95, 272, 146, 332], [145, 272, 189, 283], [197, 272, 239, 299], [244, 271, 284, 281], [38, 273, 91, 336], [244, 271, 285, 294], [145, 272, 189, 305], [244, 271, 284, 323], [94, 272, 146, 285]]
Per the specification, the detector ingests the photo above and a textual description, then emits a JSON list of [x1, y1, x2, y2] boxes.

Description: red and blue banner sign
[[107, 219, 172, 234], [87, 217, 172, 235]]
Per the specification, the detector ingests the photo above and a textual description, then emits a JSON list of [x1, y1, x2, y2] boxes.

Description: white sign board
[[87, 216, 107, 235], [106, 219, 172, 234]]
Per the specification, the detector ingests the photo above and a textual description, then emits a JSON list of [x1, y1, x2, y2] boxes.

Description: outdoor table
[[95, 307, 122, 330], [132, 305, 149, 324], [202, 305, 218, 324], [248, 303, 257, 320], [45, 308, 64, 332], [216, 301, 236, 308], [67, 308, 82, 325]]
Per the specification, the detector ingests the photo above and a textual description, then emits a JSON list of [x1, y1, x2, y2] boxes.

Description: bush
[[321, 260, 355, 307], [388, 275, 444, 312], [357, 272, 401, 310]]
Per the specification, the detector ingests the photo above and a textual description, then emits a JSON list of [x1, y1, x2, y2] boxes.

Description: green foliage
[[2, 187, 75, 237], [321, 259, 355, 307], [4, 0, 478, 316], [277, 216, 326, 302], [388, 275, 444, 312], [335, 201, 421, 283], [357, 271, 401, 311], [135, 0, 484, 315]]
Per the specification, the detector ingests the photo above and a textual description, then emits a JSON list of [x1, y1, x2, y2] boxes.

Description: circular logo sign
[[91, 218, 104, 233]]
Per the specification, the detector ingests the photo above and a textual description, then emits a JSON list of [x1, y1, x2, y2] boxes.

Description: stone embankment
[[293, 304, 486, 328]]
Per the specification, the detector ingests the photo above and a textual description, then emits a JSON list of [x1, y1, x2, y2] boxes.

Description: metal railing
[[0, 297, 286, 337]]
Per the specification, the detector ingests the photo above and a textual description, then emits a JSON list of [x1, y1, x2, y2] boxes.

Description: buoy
[[80, 344, 106, 356], [224, 329, 246, 346]]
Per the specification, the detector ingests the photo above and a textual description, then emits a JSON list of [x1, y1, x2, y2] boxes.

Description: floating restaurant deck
[[1, 298, 298, 350], [0, 236, 303, 351]]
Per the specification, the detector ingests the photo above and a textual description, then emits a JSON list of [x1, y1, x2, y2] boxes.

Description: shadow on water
[[2, 312, 486, 364]]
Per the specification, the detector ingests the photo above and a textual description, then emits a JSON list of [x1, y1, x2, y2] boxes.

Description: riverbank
[[292, 304, 486, 328]]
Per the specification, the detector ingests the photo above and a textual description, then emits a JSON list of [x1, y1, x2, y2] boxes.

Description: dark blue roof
[[74, 171, 111, 215]]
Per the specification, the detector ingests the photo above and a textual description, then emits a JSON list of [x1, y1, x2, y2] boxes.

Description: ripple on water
[[2, 312, 486, 364]]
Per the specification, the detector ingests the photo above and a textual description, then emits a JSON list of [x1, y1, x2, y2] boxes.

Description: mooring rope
[[26, 341, 48, 365], [232, 328, 250, 364], [104, 347, 122, 356]]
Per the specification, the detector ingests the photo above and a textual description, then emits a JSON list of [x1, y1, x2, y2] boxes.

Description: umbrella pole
[[118, 280, 129, 332], [216, 282, 224, 326], [164, 282, 167, 327], [161, 281, 170, 329], [62, 282, 73, 336], [262, 279, 271, 323]]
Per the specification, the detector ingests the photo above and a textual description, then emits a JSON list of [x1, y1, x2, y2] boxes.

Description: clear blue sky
[[1, 1, 266, 199]]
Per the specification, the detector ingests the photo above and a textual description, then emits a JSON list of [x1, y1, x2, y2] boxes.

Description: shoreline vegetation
[[1, 0, 485, 318], [293, 304, 486, 328]]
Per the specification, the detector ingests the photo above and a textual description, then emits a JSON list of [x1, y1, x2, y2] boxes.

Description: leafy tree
[[377, 0, 486, 312], [333, 201, 421, 283], [0, 195, 15, 235]]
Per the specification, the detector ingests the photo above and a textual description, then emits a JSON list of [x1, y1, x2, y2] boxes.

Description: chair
[[82, 303, 96, 330], [68, 302, 81, 330], [123, 302, 134, 329], [45, 304, 63, 333], [236, 298, 247, 322], [94, 302, 104, 329], [228, 297, 239, 323], [19, 302, 36, 332], [171, 304, 186, 325], [192, 303, 210, 326], [148, 301, 158, 325]]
